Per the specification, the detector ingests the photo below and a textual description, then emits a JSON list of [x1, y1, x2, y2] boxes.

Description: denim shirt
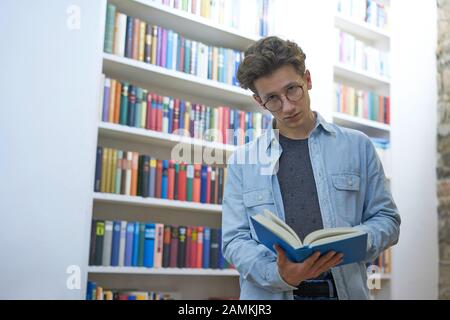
[[221, 112, 401, 300]]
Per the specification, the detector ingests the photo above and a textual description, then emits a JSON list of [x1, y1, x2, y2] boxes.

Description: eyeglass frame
[[256, 82, 306, 112]]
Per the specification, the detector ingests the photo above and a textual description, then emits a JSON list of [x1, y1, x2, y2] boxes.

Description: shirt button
[[258, 195, 263, 201], [348, 180, 353, 186]]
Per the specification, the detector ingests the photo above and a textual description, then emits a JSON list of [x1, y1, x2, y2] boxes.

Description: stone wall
[[437, 0, 450, 300]]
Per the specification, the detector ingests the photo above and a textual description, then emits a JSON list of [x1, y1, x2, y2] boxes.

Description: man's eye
[[266, 96, 275, 101]]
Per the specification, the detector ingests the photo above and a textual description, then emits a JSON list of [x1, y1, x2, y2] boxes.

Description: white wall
[[272, 0, 335, 121], [390, 0, 438, 299], [0, 0, 105, 299]]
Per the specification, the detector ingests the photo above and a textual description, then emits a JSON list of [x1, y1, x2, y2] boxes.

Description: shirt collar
[[261, 111, 336, 152]]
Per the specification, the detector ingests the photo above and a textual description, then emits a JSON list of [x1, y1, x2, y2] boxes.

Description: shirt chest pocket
[[331, 173, 361, 224], [243, 188, 276, 239], [332, 174, 360, 191]]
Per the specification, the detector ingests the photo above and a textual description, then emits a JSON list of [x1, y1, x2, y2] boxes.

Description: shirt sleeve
[[221, 153, 297, 293], [353, 137, 401, 262]]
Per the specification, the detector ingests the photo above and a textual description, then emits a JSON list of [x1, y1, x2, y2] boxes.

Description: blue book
[[200, 165, 207, 203], [143, 223, 156, 268], [250, 210, 368, 266], [202, 228, 210, 269], [132, 222, 140, 266], [124, 222, 135, 266], [168, 99, 174, 134], [125, 16, 134, 58], [94, 147, 102, 192], [161, 160, 168, 199], [179, 101, 185, 132], [218, 229, 224, 269], [166, 30, 173, 69], [110, 221, 121, 266], [86, 281, 96, 300]]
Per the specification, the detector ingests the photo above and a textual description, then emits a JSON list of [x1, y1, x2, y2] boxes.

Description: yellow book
[[212, 47, 219, 81], [139, 21, 146, 62], [100, 147, 107, 193], [184, 102, 191, 137], [104, 148, 112, 194], [108, 79, 116, 123], [151, 25, 158, 65], [103, 291, 114, 300], [110, 149, 117, 193], [141, 89, 147, 128]]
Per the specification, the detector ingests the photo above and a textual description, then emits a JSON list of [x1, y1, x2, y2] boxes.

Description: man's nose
[[280, 95, 295, 113]]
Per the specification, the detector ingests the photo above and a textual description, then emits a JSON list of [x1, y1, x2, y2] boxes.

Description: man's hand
[[274, 245, 343, 287]]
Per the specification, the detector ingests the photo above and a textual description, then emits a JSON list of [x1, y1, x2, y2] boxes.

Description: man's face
[[253, 65, 312, 129]]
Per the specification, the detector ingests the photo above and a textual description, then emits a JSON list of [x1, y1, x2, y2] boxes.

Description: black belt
[[293, 280, 337, 298]]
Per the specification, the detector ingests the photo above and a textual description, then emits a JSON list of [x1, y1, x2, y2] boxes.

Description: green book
[[119, 82, 129, 125], [186, 164, 194, 202], [138, 222, 146, 267], [135, 87, 142, 128], [104, 4, 116, 54]]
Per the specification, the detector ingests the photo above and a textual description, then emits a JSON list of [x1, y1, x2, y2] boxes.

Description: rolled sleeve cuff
[[265, 261, 298, 292]]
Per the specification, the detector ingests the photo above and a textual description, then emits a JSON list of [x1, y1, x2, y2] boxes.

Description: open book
[[250, 210, 368, 266]]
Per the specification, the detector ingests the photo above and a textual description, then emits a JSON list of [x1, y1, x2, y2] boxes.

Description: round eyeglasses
[[261, 84, 305, 112]]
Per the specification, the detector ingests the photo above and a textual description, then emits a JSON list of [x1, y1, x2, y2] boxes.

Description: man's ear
[[304, 70, 312, 90], [253, 94, 263, 106]]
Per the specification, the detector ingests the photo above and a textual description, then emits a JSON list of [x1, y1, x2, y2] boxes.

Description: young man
[[221, 36, 400, 300]]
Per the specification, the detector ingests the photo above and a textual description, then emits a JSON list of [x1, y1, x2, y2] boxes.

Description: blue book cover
[[110, 221, 121, 266], [102, 79, 110, 122], [168, 99, 174, 134], [202, 227, 210, 269], [127, 85, 136, 127], [94, 147, 102, 192], [161, 160, 168, 199], [86, 281, 96, 300], [143, 223, 156, 268], [157, 26, 163, 67], [250, 210, 368, 266], [218, 229, 224, 269], [132, 221, 140, 266], [179, 101, 185, 132], [125, 16, 134, 58], [167, 30, 173, 69], [124, 222, 135, 266], [200, 165, 207, 203]]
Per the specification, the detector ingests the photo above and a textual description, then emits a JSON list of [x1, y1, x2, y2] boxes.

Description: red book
[[224, 108, 230, 144], [206, 166, 211, 204], [155, 159, 162, 198], [193, 164, 201, 203], [191, 227, 197, 269], [214, 167, 219, 204], [150, 93, 157, 131], [239, 111, 245, 145], [168, 160, 175, 200], [196, 226, 203, 268], [218, 107, 224, 144], [173, 99, 180, 134], [185, 227, 192, 268], [156, 95, 163, 132], [146, 92, 152, 130], [385, 97, 390, 125], [178, 162, 187, 201]]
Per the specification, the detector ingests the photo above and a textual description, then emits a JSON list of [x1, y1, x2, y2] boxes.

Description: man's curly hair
[[237, 36, 307, 95]]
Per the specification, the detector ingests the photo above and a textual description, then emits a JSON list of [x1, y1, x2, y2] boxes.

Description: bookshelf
[[103, 53, 256, 110], [88, 266, 239, 276], [333, 0, 392, 300], [88, 0, 266, 300]]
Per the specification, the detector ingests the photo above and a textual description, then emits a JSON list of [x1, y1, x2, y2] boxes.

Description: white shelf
[[332, 112, 390, 131], [332, 112, 390, 138], [103, 53, 254, 109], [88, 266, 239, 276], [98, 122, 237, 153], [334, 62, 391, 88], [334, 13, 390, 45], [109, 0, 259, 51], [93, 192, 222, 213]]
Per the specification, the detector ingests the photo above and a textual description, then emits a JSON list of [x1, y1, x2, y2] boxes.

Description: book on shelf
[[94, 146, 227, 205], [100, 76, 272, 146], [336, 0, 390, 31], [104, 3, 247, 87], [334, 82, 390, 125], [89, 219, 231, 270], [86, 281, 179, 300], [250, 209, 368, 266]]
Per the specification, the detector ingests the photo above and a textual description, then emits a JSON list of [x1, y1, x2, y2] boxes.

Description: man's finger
[[309, 251, 337, 274], [273, 245, 287, 264], [303, 251, 321, 268]]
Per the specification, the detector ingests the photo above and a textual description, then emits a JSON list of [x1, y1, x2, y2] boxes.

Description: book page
[[308, 232, 363, 247], [263, 209, 302, 245], [303, 227, 356, 246], [252, 214, 301, 248]]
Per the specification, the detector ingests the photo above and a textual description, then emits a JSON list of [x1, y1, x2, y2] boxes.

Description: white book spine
[[102, 221, 113, 266], [115, 13, 127, 57], [125, 152, 132, 195], [118, 221, 127, 266]]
